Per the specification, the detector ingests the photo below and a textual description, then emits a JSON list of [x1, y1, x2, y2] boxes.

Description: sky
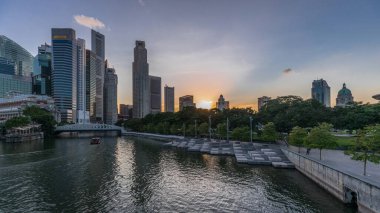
[[1, 0, 380, 110]]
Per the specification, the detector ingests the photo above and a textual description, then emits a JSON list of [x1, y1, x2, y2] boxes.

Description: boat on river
[[90, 137, 101, 145]]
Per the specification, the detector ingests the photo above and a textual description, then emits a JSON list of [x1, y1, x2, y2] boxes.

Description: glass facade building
[[0, 35, 33, 76], [0, 35, 33, 97], [51, 28, 77, 122], [311, 79, 331, 107], [32, 44, 52, 96], [86, 50, 97, 122]]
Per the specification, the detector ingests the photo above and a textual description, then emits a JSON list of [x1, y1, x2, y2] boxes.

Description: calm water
[[0, 137, 353, 212]]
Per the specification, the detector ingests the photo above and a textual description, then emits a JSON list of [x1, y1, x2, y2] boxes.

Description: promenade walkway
[[288, 146, 380, 186]]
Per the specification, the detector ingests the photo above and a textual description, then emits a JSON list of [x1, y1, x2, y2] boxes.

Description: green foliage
[[231, 126, 250, 141], [198, 122, 209, 137], [23, 106, 56, 136], [305, 123, 337, 160], [125, 118, 143, 131], [289, 126, 307, 152], [5, 116, 30, 129], [345, 125, 380, 175], [261, 122, 277, 142], [216, 123, 227, 139]]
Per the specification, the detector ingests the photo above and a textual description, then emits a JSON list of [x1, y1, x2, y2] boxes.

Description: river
[[0, 137, 353, 212]]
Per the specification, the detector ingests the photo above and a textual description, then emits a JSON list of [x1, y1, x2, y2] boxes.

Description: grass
[[334, 136, 356, 149]]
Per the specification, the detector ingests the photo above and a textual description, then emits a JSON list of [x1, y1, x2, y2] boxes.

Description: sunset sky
[[1, 0, 380, 110]]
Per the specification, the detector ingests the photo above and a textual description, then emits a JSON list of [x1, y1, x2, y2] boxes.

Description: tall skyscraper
[[216, 94, 229, 111], [149, 75, 161, 114], [86, 50, 97, 122], [164, 85, 174, 112], [51, 28, 78, 122], [336, 83, 354, 107], [132, 40, 150, 118], [91, 30, 105, 122], [104, 67, 118, 124], [312, 79, 331, 107], [76, 38, 88, 123], [119, 104, 133, 119], [179, 95, 196, 111], [258, 96, 271, 111], [0, 35, 33, 97], [32, 44, 52, 96]]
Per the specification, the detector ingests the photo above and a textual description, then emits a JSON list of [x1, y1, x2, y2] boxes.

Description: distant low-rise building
[[119, 104, 133, 120], [336, 83, 354, 107], [179, 95, 196, 111], [216, 94, 229, 111], [258, 96, 271, 111], [0, 93, 60, 124]]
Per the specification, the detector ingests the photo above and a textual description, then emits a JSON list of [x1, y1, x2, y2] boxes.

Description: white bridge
[[55, 123, 127, 135]]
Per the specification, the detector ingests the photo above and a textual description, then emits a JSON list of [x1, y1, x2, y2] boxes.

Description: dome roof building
[[336, 83, 354, 107]]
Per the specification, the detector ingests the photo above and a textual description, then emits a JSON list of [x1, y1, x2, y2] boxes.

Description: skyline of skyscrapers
[[132, 40, 151, 118], [164, 85, 174, 112], [312, 79, 331, 107]]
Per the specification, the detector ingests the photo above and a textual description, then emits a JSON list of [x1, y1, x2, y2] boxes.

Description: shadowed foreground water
[[0, 137, 353, 212]]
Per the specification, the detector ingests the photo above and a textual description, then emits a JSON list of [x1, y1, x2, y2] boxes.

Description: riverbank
[[283, 147, 380, 213]]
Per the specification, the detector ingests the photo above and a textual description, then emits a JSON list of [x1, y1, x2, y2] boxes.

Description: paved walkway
[[287, 145, 380, 186]]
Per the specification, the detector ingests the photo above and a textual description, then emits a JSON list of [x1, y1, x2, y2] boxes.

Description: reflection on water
[[0, 137, 353, 212]]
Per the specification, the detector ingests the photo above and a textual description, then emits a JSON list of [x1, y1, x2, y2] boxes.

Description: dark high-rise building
[[179, 95, 196, 111], [312, 79, 331, 107], [91, 30, 105, 122], [0, 35, 33, 97], [86, 50, 97, 122], [32, 44, 52, 96], [51, 28, 77, 122], [104, 67, 118, 124], [132, 40, 150, 118], [149, 75, 161, 114], [164, 85, 174, 112], [76, 38, 87, 123], [258, 96, 271, 111], [119, 104, 133, 119]]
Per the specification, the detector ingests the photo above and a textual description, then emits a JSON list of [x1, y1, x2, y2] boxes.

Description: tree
[[216, 123, 227, 139], [198, 122, 209, 137], [5, 116, 30, 129], [231, 127, 250, 141], [289, 126, 308, 153], [23, 106, 57, 137], [261, 122, 277, 142], [305, 123, 337, 160], [345, 125, 380, 176]]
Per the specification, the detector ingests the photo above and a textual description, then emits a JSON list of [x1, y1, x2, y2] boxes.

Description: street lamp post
[[249, 116, 253, 143], [208, 115, 212, 141], [226, 117, 229, 142], [194, 119, 197, 138]]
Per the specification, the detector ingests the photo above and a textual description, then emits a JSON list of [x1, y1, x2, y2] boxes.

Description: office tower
[[76, 38, 88, 123], [86, 50, 97, 122], [311, 79, 331, 107], [0, 35, 33, 97], [164, 85, 174, 112], [91, 30, 105, 122], [258, 96, 271, 111], [0, 35, 33, 76], [119, 104, 133, 119], [179, 95, 196, 111], [104, 67, 118, 124], [216, 94, 229, 111], [32, 44, 52, 96], [336, 83, 354, 107], [51, 28, 77, 122], [132, 40, 150, 118], [150, 75, 161, 114]]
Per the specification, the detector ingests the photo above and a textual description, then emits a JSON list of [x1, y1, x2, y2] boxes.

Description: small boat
[[90, 137, 101, 145]]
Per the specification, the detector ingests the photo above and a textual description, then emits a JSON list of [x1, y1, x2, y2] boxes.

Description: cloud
[[74, 15, 105, 29], [138, 0, 145, 6], [283, 68, 293, 74]]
